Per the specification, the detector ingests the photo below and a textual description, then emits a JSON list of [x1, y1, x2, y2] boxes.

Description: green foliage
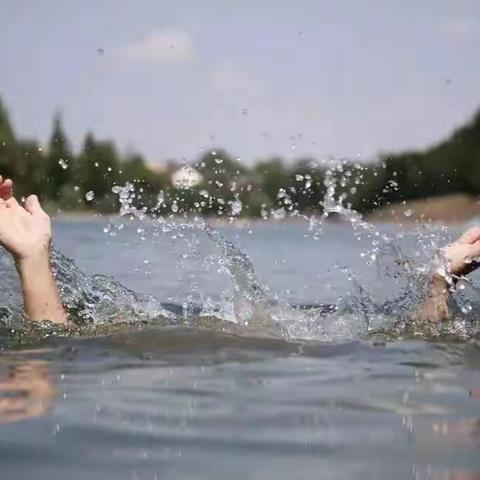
[[46, 113, 72, 198], [0, 93, 479, 218]]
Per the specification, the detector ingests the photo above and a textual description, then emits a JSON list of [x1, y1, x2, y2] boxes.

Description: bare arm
[[0, 179, 66, 324], [414, 227, 480, 323], [16, 251, 66, 324]]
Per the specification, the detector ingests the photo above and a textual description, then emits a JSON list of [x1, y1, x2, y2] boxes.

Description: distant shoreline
[[52, 193, 480, 227], [366, 194, 480, 225]]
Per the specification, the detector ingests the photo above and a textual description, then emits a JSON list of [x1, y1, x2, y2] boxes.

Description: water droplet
[[85, 191, 94, 202], [461, 304, 472, 314], [58, 158, 68, 170], [156, 191, 165, 206], [231, 199, 243, 216], [404, 209, 412, 217]]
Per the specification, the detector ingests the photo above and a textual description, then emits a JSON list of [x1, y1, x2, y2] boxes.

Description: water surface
[[1, 218, 479, 479]]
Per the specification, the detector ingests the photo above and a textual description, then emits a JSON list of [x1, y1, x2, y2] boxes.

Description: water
[[0, 215, 479, 478]]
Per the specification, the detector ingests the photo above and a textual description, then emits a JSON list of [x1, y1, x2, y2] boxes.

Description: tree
[[46, 112, 72, 198], [0, 97, 18, 181], [0, 97, 15, 146], [76, 133, 121, 209]]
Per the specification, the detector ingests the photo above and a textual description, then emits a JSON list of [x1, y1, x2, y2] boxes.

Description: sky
[[0, 0, 479, 165]]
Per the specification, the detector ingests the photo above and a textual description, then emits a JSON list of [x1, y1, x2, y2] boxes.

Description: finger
[[469, 239, 480, 258], [24, 194, 45, 216], [0, 179, 12, 200], [459, 227, 480, 245], [4, 197, 18, 208]]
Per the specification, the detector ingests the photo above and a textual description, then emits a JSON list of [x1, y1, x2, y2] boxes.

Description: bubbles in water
[[85, 191, 94, 202], [404, 209, 413, 218]]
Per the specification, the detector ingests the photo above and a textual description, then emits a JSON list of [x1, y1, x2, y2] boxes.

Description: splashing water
[[1, 162, 480, 342]]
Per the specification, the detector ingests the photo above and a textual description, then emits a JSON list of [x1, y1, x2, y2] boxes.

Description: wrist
[[16, 250, 52, 276], [431, 273, 451, 296]]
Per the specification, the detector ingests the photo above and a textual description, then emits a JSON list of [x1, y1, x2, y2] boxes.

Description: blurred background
[[0, 0, 479, 220]]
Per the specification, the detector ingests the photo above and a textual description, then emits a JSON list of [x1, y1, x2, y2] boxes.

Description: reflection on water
[[0, 333, 477, 479], [412, 380, 480, 480], [0, 219, 480, 478], [433, 472, 480, 480], [432, 418, 480, 442], [0, 353, 54, 424]]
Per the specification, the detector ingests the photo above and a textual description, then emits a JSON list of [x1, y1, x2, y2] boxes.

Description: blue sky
[[1, 0, 479, 164]]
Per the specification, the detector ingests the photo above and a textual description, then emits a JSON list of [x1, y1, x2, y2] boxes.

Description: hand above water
[[442, 227, 480, 279], [0, 193, 51, 262], [0, 176, 66, 324]]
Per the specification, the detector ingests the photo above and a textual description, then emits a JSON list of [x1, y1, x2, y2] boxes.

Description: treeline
[[1, 95, 479, 218]]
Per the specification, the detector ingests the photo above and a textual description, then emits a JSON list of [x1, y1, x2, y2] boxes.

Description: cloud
[[440, 17, 478, 37], [119, 29, 195, 64]]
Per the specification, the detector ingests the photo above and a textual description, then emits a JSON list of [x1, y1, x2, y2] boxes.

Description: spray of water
[[0, 161, 479, 342]]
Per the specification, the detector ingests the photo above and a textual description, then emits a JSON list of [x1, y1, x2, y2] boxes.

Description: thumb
[[24, 194, 45, 216]]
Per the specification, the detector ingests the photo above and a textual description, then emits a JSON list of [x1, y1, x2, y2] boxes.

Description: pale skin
[[0, 177, 66, 324], [413, 227, 480, 322], [0, 176, 478, 325]]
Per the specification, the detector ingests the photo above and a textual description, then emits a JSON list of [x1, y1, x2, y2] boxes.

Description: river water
[[0, 217, 479, 479]]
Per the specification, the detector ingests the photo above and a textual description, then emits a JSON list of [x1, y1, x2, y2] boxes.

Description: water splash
[[1, 167, 480, 342]]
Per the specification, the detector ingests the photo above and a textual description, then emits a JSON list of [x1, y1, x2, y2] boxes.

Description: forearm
[[16, 254, 67, 324], [412, 275, 450, 323]]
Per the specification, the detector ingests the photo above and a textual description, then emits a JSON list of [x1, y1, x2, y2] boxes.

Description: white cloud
[[440, 17, 478, 37], [119, 29, 195, 64]]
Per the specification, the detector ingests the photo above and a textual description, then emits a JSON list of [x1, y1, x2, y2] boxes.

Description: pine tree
[[46, 112, 72, 198], [0, 97, 15, 146]]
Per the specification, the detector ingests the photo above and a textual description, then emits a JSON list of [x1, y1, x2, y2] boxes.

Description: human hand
[[443, 227, 480, 278], [0, 195, 52, 262]]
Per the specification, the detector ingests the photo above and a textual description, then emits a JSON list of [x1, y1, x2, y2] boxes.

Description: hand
[[443, 227, 480, 278], [0, 195, 52, 262]]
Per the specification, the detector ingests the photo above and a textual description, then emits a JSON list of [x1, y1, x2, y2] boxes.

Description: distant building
[[171, 166, 203, 189]]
